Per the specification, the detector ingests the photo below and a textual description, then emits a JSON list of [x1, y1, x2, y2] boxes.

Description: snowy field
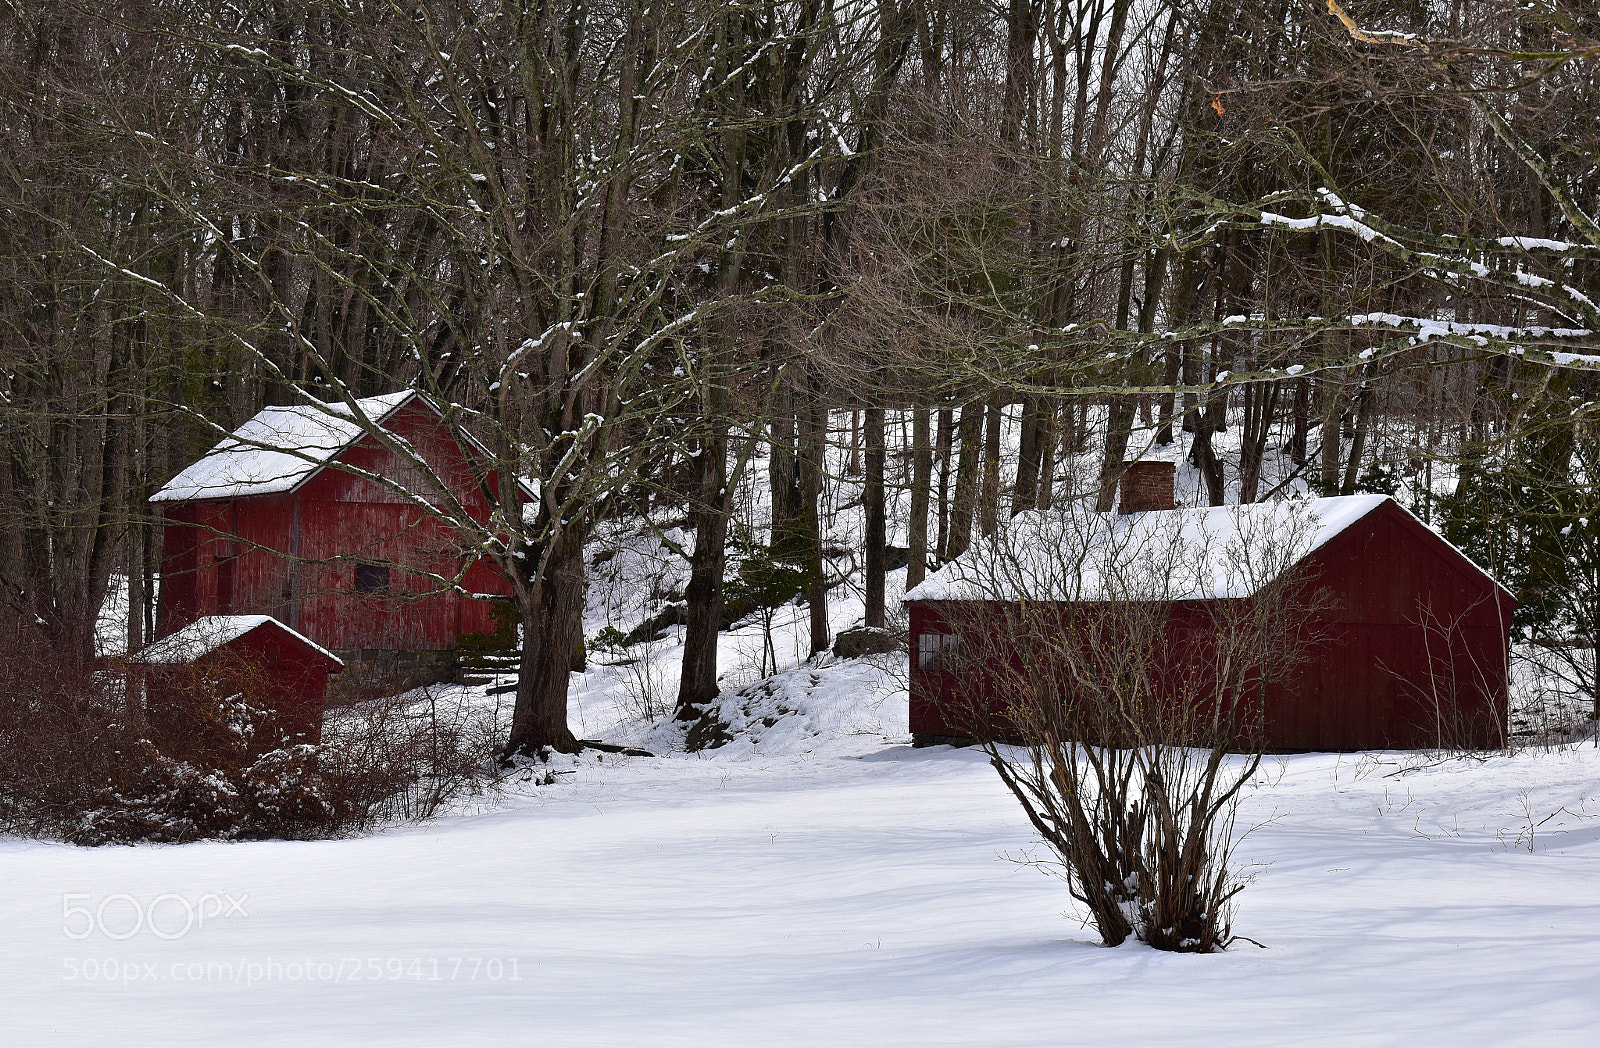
[[6, 642, 1600, 1046], [15, 421, 1598, 1045]]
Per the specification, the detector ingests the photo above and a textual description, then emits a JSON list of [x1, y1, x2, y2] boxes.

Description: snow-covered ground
[[7, 635, 1600, 1046], [14, 413, 1595, 1044]]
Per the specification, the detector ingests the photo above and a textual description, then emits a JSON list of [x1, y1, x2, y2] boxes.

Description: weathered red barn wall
[[157, 505, 203, 625], [1272, 500, 1512, 749], [157, 399, 514, 654], [144, 624, 341, 756], [908, 601, 984, 741], [909, 501, 1513, 752], [229, 624, 341, 744]]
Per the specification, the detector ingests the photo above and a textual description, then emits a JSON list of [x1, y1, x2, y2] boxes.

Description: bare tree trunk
[[769, 382, 800, 547], [1156, 347, 1180, 445], [980, 397, 1002, 537], [847, 408, 861, 475], [1036, 401, 1057, 510], [1181, 340, 1200, 435], [1319, 377, 1343, 494], [1096, 398, 1136, 512], [907, 406, 932, 590], [1290, 377, 1309, 465], [801, 384, 829, 655], [1012, 396, 1043, 515], [124, 421, 147, 729], [1237, 381, 1280, 503], [126, 404, 146, 658], [864, 403, 886, 628], [145, 412, 170, 646], [1190, 392, 1227, 506], [126, 526, 144, 653], [1341, 379, 1373, 495], [934, 406, 954, 560], [677, 425, 729, 716], [1190, 331, 1227, 506], [948, 403, 983, 558], [507, 533, 584, 756]]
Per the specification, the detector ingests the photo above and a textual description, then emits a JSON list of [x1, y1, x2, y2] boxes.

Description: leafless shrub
[[718, 640, 768, 696], [614, 641, 674, 723], [0, 640, 343, 843], [936, 499, 1327, 950], [320, 683, 501, 827], [873, 598, 914, 692], [0, 624, 497, 843], [1509, 643, 1597, 751]]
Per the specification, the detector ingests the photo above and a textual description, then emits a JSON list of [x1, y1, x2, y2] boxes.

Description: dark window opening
[[917, 632, 962, 671], [355, 563, 390, 594]]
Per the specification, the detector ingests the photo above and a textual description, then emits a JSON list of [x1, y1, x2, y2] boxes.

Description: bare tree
[[928, 492, 1327, 949], [66, 0, 868, 755]]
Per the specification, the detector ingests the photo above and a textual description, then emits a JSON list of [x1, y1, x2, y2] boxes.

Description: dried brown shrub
[[0, 622, 497, 844]]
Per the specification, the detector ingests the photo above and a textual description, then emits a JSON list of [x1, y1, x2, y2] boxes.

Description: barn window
[[917, 632, 962, 670], [355, 563, 390, 594]]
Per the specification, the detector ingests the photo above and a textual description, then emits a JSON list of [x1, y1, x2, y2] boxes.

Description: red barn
[[152, 391, 520, 682], [906, 487, 1515, 752], [132, 614, 343, 755]]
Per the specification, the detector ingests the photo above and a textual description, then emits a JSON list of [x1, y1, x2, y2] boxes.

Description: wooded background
[[4, 0, 1598, 751]]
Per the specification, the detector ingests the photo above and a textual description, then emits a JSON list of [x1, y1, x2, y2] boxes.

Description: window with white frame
[[917, 632, 962, 671]]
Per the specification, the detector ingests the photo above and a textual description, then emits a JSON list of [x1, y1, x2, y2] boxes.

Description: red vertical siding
[[156, 398, 515, 654], [143, 622, 341, 753], [1283, 501, 1512, 749], [907, 500, 1513, 752], [157, 505, 202, 630], [228, 624, 342, 745]]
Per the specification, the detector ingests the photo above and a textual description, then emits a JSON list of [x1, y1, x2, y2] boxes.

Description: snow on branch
[[1323, 0, 1600, 247]]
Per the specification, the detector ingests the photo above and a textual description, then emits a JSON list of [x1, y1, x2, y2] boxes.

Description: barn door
[[269, 556, 294, 627]]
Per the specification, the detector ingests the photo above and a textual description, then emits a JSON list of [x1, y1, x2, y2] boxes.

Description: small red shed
[[133, 614, 343, 755], [906, 493, 1516, 752], [152, 391, 520, 677]]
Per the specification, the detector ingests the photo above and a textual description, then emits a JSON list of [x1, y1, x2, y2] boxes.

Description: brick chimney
[[1118, 461, 1176, 514]]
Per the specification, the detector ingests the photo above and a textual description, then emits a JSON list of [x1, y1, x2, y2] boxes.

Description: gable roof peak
[[906, 494, 1393, 603], [133, 614, 343, 666], [151, 391, 433, 503]]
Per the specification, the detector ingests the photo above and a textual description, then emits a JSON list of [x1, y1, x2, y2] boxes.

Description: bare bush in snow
[[936, 499, 1328, 950], [0, 621, 497, 843]]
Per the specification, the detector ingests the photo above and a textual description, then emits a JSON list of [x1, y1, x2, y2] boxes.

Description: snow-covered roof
[[152, 391, 417, 502], [133, 615, 343, 666], [905, 495, 1438, 604]]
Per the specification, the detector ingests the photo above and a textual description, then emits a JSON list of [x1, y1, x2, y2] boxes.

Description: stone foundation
[[327, 648, 460, 703], [911, 733, 980, 748]]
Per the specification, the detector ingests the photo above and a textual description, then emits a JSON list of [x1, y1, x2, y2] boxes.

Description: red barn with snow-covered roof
[[133, 615, 343, 751], [905, 480, 1516, 752], [153, 391, 518, 678]]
